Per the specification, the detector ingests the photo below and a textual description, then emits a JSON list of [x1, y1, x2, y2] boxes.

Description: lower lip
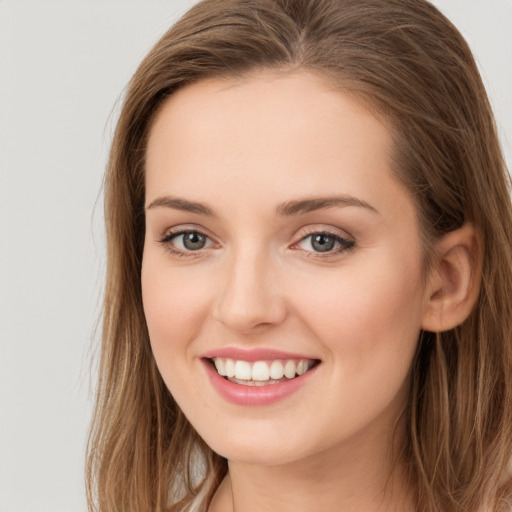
[[202, 359, 319, 406]]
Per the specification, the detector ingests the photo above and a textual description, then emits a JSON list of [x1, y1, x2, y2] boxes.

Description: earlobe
[[421, 223, 482, 333]]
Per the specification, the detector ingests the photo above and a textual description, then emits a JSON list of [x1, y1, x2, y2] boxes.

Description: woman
[[86, 0, 512, 511]]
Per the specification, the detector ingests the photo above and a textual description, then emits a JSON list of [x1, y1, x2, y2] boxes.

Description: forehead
[[145, 70, 410, 220], [147, 70, 391, 158]]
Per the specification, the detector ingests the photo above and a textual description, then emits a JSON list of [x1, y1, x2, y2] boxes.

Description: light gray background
[[0, 1, 511, 511]]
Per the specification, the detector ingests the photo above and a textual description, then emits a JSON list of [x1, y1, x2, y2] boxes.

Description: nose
[[212, 246, 287, 334]]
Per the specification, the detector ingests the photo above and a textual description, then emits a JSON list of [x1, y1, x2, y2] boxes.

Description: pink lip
[[201, 347, 316, 362], [201, 358, 320, 406]]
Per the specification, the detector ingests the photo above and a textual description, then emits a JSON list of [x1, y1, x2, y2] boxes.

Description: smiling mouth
[[209, 357, 320, 386]]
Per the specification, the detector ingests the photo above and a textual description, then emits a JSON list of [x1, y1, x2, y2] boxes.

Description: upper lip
[[201, 347, 319, 362]]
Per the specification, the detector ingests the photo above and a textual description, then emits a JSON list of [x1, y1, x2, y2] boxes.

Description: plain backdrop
[[0, 1, 511, 511]]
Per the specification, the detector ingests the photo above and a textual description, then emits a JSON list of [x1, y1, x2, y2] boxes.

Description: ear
[[421, 223, 481, 332]]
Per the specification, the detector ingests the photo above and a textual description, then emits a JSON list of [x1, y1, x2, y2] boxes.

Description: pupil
[[183, 232, 206, 250], [312, 234, 334, 252]]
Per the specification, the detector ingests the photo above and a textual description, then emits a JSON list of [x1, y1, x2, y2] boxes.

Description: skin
[[141, 70, 477, 512]]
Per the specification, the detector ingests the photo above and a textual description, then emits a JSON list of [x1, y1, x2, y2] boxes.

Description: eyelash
[[293, 230, 355, 259], [158, 228, 355, 259], [159, 229, 214, 258]]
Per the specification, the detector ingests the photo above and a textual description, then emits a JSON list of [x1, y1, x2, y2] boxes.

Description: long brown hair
[[86, 1, 512, 511]]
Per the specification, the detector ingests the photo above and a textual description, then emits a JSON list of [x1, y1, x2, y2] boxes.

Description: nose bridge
[[213, 240, 285, 333]]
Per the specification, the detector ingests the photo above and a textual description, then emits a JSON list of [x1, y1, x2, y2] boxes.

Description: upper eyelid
[[160, 225, 216, 241], [292, 225, 354, 243], [298, 231, 350, 242]]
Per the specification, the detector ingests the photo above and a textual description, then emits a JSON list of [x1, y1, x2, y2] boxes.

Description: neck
[[209, 417, 416, 512]]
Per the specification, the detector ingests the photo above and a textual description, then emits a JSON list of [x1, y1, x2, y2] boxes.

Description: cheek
[[141, 253, 213, 384], [293, 253, 424, 378], [285, 259, 424, 441]]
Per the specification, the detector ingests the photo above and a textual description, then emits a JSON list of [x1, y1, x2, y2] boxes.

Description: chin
[[194, 420, 322, 467]]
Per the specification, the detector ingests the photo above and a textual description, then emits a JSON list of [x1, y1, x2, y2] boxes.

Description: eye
[[160, 230, 213, 253], [297, 231, 354, 255]]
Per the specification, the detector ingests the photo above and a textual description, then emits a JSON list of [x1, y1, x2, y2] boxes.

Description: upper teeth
[[212, 358, 315, 381]]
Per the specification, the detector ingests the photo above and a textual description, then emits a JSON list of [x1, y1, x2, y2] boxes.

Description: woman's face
[[142, 71, 430, 465]]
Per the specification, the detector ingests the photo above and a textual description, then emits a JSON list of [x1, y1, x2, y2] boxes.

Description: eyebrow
[[146, 196, 215, 216], [145, 194, 378, 217], [275, 195, 379, 216]]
